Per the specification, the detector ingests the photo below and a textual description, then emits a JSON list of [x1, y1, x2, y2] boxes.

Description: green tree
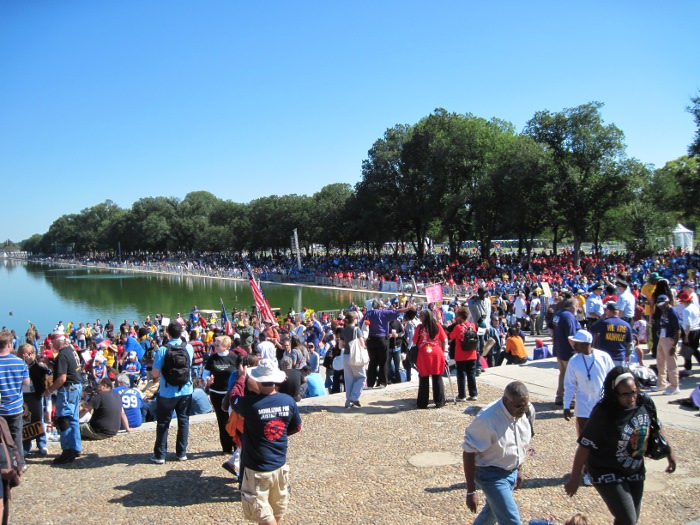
[[525, 102, 625, 265], [311, 183, 354, 253]]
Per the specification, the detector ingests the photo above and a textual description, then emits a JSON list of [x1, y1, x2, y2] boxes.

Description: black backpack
[[161, 342, 191, 389], [461, 327, 479, 352]]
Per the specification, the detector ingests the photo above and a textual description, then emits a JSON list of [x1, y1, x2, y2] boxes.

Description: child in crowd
[[532, 338, 553, 360], [123, 351, 142, 387]]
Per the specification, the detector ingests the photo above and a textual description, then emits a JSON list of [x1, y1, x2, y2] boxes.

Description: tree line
[[21, 99, 700, 264]]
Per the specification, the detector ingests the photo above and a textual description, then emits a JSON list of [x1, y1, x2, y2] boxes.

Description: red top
[[413, 323, 447, 376], [449, 321, 477, 362]]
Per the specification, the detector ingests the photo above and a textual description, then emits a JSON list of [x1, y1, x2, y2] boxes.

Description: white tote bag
[[348, 329, 369, 367]]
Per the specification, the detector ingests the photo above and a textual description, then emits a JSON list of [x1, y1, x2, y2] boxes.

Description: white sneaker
[[663, 388, 681, 395], [650, 386, 663, 392], [582, 474, 593, 486]]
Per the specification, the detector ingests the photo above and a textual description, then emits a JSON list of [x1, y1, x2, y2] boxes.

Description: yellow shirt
[[641, 283, 656, 316]]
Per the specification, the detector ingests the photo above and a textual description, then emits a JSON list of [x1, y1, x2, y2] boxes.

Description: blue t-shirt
[[124, 336, 144, 361], [590, 317, 632, 362], [0, 354, 29, 416], [153, 339, 194, 398], [113, 386, 143, 428], [233, 392, 301, 472], [189, 388, 213, 415], [304, 373, 327, 398], [552, 310, 581, 361]]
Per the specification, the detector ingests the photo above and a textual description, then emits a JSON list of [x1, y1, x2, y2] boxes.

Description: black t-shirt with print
[[54, 345, 82, 385], [578, 396, 653, 484], [204, 353, 239, 392]]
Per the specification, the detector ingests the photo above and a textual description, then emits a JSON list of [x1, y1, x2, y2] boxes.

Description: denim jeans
[[22, 393, 47, 454], [153, 394, 192, 459], [386, 349, 402, 383], [343, 354, 366, 403], [56, 383, 83, 453], [474, 466, 521, 525]]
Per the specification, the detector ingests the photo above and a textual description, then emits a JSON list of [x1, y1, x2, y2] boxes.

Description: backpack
[[0, 416, 22, 489], [461, 326, 479, 352], [161, 342, 191, 389]]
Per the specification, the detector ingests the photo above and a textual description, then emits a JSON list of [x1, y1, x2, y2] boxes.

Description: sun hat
[[568, 329, 593, 344], [677, 291, 692, 303], [249, 359, 287, 384]]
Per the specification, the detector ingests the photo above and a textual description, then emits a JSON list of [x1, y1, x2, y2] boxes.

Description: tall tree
[[688, 91, 700, 158], [525, 102, 625, 265]]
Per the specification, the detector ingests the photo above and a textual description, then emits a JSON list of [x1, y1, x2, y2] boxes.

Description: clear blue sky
[[2, 1, 698, 242]]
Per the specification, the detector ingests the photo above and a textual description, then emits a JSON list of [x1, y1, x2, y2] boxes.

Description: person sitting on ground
[[79, 378, 134, 440], [113, 373, 143, 430], [189, 378, 214, 416], [501, 327, 528, 365], [300, 365, 327, 398], [532, 338, 552, 360]]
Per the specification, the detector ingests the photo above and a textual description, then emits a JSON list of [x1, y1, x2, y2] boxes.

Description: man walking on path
[[462, 381, 535, 525], [150, 322, 194, 463], [563, 329, 614, 485], [0, 332, 29, 472], [232, 359, 302, 525], [552, 299, 581, 406]]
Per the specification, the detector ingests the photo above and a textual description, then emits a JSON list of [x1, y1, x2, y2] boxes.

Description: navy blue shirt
[[552, 309, 580, 361], [233, 392, 301, 472], [590, 317, 632, 362]]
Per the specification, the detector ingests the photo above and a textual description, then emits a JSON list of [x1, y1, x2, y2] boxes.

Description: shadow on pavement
[[110, 469, 239, 507], [48, 450, 223, 470]]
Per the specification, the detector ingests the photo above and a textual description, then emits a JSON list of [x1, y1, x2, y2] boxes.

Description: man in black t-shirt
[[44, 330, 84, 464], [80, 378, 134, 440]]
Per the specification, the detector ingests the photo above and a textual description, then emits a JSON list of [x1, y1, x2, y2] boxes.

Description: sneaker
[[467, 396, 478, 401], [456, 396, 467, 402], [351, 400, 362, 408], [177, 455, 188, 461], [39, 448, 49, 456], [582, 474, 593, 486], [221, 461, 239, 478], [21, 465, 27, 473], [149, 456, 165, 465], [663, 388, 681, 395], [651, 386, 663, 392]]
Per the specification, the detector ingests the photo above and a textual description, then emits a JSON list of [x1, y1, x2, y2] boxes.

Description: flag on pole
[[243, 260, 277, 325], [220, 298, 234, 336]]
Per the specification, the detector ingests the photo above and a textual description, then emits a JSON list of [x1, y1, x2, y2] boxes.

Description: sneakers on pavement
[[663, 388, 681, 395], [39, 448, 49, 456], [582, 474, 593, 486], [651, 386, 663, 392], [52, 449, 77, 465], [177, 455, 188, 461], [149, 456, 165, 465], [467, 396, 478, 401], [222, 461, 239, 478]]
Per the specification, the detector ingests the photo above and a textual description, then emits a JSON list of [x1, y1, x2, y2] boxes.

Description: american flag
[[243, 260, 277, 325]]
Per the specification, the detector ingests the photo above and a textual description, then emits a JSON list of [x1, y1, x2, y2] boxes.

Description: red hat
[[535, 339, 544, 347], [677, 291, 692, 303]]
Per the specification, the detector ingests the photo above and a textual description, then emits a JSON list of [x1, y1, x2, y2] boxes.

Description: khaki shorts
[[240, 464, 290, 523]]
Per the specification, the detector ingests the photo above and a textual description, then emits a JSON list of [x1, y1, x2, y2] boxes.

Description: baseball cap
[[655, 294, 670, 306], [568, 329, 593, 344]]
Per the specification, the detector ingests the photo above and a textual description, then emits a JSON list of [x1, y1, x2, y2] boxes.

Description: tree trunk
[[573, 235, 582, 268], [552, 224, 559, 256]]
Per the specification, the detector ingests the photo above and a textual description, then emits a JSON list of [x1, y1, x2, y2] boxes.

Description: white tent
[[672, 224, 694, 251]]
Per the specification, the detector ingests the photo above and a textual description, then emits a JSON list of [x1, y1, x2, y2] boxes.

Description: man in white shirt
[[529, 293, 542, 336], [256, 332, 277, 362], [513, 292, 528, 328], [462, 381, 535, 525], [563, 329, 614, 485], [678, 291, 700, 371]]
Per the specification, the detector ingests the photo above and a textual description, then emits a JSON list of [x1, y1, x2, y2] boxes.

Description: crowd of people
[[1, 256, 698, 524]]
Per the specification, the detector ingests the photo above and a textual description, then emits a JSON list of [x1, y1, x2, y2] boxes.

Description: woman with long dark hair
[[413, 309, 447, 408], [565, 366, 677, 524]]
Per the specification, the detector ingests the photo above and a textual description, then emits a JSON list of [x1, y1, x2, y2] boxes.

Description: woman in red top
[[413, 309, 447, 409], [448, 308, 478, 401]]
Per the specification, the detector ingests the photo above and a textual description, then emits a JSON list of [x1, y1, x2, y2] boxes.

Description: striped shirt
[[0, 354, 29, 416]]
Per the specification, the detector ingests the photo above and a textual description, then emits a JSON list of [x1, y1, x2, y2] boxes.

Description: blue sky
[[1, 1, 698, 242]]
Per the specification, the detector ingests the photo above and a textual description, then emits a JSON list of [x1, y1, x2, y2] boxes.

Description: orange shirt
[[505, 336, 527, 359]]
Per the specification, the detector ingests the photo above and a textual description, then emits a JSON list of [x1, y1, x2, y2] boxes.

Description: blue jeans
[[474, 466, 521, 525], [56, 383, 83, 453], [387, 349, 402, 383], [153, 395, 192, 459], [343, 354, 366, 403]]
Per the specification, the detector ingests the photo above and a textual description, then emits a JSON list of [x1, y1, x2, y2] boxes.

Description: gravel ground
[[13, 383, 700, 525]]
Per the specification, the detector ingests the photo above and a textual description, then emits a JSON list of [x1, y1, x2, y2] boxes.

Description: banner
[[424, 284, 443, 304]]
